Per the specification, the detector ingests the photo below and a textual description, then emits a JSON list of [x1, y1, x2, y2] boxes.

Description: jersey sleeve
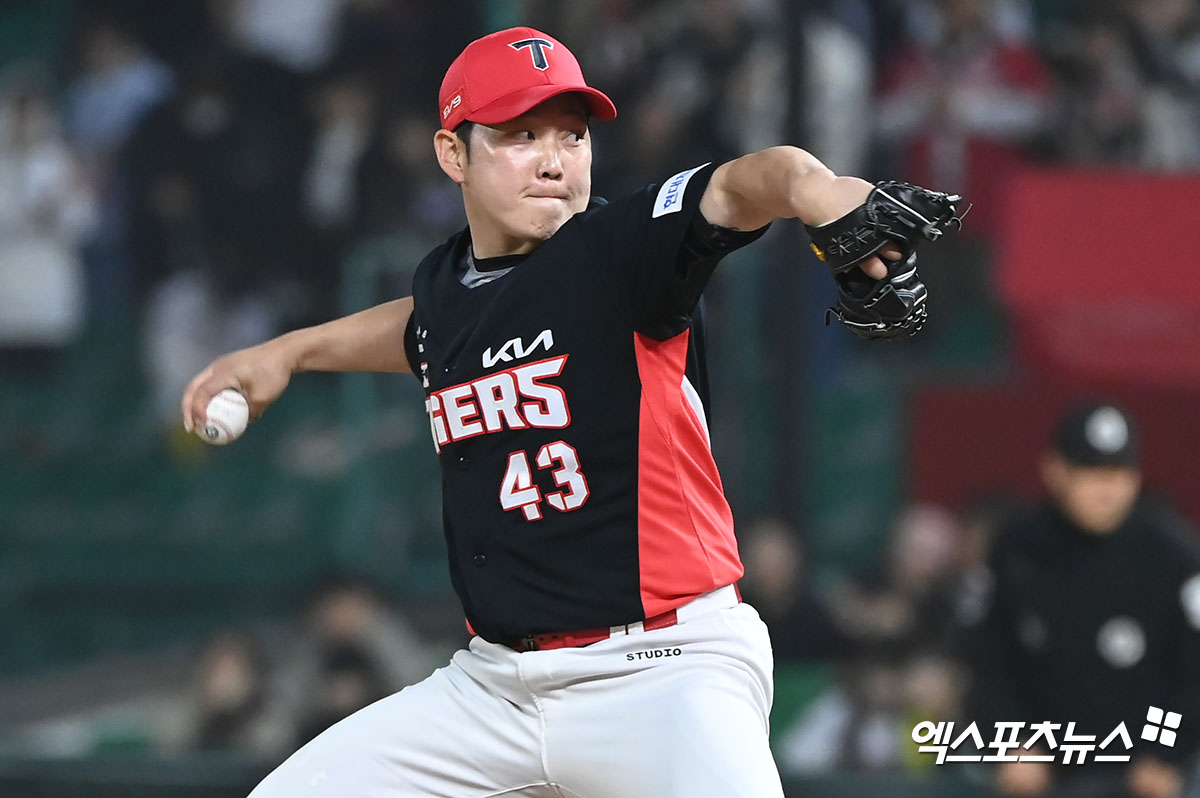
[[582, 162, 769, 340]]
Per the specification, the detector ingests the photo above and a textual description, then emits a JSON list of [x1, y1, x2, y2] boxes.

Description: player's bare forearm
[[182, 297, 413, 433], [699, 146, 890, 279], [289, 297, 414, 375], [699, 146, 874, 231]]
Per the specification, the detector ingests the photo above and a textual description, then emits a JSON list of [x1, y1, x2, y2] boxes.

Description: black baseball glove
[[805, 181, 966, 341]]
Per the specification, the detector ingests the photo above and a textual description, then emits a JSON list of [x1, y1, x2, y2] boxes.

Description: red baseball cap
[[438, 27, 617, 131]]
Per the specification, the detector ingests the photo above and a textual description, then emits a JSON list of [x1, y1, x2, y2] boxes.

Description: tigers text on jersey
[[405, 163, 767, 643]]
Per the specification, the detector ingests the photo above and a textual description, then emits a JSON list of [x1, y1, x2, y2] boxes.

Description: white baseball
[[199, 389, 250, 445]]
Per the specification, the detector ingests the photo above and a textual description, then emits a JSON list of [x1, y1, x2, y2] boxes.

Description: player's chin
[[526, 211, 572, 241]]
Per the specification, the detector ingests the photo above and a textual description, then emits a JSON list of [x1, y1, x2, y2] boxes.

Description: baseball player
[[182, 27, 962, 798], [960, 401, 1200, 798]]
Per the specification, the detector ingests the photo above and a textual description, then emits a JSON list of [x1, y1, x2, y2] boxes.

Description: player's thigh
[[552, 657, 782, 798], [644, 659, 782, 798], [549, 611, 783, 798], [248, 660, 544, 798]]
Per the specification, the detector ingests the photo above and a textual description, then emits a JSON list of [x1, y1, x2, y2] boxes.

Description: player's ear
[[434, 129, 467, 184]]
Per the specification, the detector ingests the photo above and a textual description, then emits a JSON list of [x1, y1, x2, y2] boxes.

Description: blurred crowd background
[[2, 0, 1199, 796]]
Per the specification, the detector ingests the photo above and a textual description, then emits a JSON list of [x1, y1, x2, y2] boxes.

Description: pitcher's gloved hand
[[805, 181, 967, 340]]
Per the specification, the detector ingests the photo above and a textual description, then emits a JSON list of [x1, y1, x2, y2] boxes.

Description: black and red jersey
[[405, 163, 767, 642]]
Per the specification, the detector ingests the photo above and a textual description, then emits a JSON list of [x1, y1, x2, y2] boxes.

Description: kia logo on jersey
[[483, 329, 554, 368]]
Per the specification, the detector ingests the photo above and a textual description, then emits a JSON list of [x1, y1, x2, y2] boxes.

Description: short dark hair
[[455, 121, 475, 157]]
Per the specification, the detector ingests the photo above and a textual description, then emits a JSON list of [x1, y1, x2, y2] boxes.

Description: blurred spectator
[[1126, 0, 1200, 89], [899, 650, 966, 766], [1047, 1, 1200, 169], [0, 65, 95, 353], [803, 8, 874, 176], [300, 61, 391, 305], [271, 577, 446, 734], [123, 42, 311, 293], [1123, 0, 1200, 168], [777, 652, 910, 774], [62, 12, 175, 323], [738, 517, 847, 664], [960, 400, 1200, 798], [351, 107, 465, 243], [115, 0, 214, 70], [959, 493, 1020, 572], [303, 67, 376, 225], [776, 504, 969, 775], [331, 0, 483, 103], [830, 503, 965, 659], [954, 493, 1022, 630], [188, 630, 289, 755], [125, 45, 313, 425], [63, 13, 174, 167], [215, 0, 345, 74], [877, 0, 1052, 236], [293, 641, 390, 747], [1047, 8, 1152, 166], [614, 0, 782, 187], [777, 646, 966, 775]]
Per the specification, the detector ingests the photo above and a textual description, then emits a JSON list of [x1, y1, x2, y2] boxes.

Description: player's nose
[[536, 138, 564, 180]]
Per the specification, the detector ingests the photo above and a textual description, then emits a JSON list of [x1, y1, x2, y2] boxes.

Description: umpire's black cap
[[1052, 400, 1140, 468]]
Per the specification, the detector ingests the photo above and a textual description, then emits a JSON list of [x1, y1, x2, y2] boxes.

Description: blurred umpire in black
[[959, 400, 1200, 798]]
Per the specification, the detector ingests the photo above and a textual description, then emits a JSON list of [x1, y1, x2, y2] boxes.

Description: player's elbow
[[762, 145, 832, 178], [727, 147, 837, 224]]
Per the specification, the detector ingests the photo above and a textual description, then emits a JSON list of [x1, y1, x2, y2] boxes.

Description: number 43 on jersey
[[500, 441, 590, 521]]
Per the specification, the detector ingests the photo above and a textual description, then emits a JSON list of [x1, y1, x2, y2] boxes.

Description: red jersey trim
[[633, 330, 743, 617]]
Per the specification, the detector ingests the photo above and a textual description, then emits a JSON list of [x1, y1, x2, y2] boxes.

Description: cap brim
[[1058, 450, 1140, 468], [463, 85, 617, 127]]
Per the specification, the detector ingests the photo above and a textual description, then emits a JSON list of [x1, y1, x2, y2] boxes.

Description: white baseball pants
[[248, 586, 784, 797]]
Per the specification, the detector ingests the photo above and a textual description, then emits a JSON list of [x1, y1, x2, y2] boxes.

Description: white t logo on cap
[[510, 38, 554, 70], [1086, 406, 1129, 453]]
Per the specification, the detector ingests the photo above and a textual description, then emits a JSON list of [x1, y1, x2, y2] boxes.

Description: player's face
[[456, 95, 592, 256], [1042, 455, 1141, 534]]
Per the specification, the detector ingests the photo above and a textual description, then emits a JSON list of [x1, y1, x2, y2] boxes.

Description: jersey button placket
[[473, 554, 487, 567], [457, 456, 470, 470]]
